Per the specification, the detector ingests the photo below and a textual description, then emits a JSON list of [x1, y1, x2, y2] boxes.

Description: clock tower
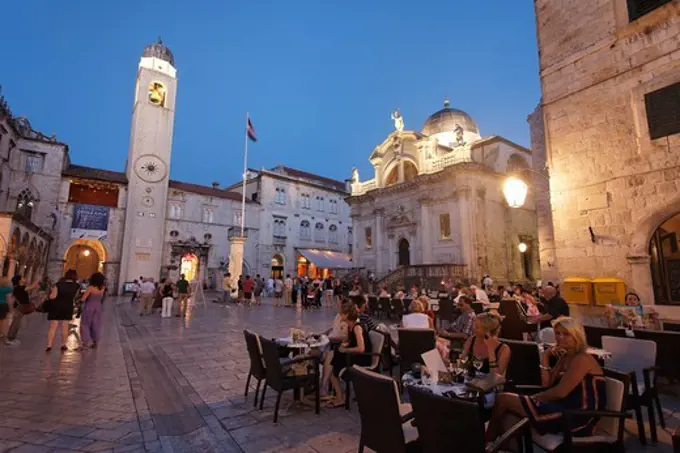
[[119, 39, 177, 285]]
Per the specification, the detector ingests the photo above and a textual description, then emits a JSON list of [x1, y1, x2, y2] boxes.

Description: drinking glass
[[473, 358, 483, 372]]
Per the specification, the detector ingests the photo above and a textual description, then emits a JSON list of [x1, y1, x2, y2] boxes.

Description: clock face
[[134, 155, 167, 183], [142, 196, 154, 207]]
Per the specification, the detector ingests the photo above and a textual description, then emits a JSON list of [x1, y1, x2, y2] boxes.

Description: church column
[[457, 187, 476, 281], [374, 209, 384, 274], [420, 202, 432, 264]]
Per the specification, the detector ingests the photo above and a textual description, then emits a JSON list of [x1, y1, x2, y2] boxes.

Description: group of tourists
[[0, 269, 107, 352], [220, 272, 344, 308], [129, 274, 191, 317]]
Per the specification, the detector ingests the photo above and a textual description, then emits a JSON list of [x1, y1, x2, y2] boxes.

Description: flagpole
[[240, 112, 249, 236]]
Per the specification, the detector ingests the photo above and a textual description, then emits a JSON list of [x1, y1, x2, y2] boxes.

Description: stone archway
[[271, 254, 284, 279], [63, 239, 108, 281]]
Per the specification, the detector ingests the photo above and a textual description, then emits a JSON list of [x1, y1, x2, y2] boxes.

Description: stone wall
[[534, 0, 680, 311]]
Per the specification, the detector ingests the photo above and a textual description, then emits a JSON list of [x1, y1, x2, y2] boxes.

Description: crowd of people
[[129, 273, 192, 317], [0, 269, 107, 351], [220, 272, 345, 309]]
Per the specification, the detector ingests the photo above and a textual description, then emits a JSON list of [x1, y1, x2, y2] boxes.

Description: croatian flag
[[247, 118, 258, 142]]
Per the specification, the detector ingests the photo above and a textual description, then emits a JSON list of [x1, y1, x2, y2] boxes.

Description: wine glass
[[473, 358, 484, 373]]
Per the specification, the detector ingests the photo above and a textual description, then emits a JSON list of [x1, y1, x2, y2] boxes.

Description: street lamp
[[503, 176, 529, 208], [518, 242, 528, 253], [83, 249, 91, 257]]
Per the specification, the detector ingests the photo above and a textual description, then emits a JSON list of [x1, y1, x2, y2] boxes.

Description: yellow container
[[561, 277, 593, 305], [592, 277, 626, 306]]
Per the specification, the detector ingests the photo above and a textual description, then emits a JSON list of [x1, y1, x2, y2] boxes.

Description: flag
[[247, 118, 258, 142]]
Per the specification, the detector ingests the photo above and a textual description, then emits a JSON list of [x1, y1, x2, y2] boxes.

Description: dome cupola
[[142, 37, 175, 66]]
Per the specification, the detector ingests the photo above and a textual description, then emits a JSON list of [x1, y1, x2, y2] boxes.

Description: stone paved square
[[1, 295, 678, 452]]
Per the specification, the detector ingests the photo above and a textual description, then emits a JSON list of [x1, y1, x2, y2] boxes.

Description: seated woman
[[520, 290, 541, 317], [402, 299, 434, 329], [327, 304, 372, 408], [487, 316, 606, 441], [459, 312, 511, 375], [320, 300, 353, 400], [605, 291, 659, 330], [377, 285, 390, 298]]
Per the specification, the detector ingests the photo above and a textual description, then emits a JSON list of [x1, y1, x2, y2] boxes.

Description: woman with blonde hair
[[402, 298, 434, 329], [486, 316, 606, 441], [460, 311, 511, 375]]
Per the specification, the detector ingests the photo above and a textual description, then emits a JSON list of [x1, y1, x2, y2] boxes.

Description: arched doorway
[[180, 253, 198, 281], [649, 212, 680, 304], [398, 238, 410, 267], [65, 244, 100, 280], [271, 254, 284, 278], [64, 239, 107, 281]]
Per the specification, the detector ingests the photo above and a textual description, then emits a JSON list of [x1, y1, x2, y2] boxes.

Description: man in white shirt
[[274, 277, 284, 307], [470, 284, 491, 307], [139, 278, 156, 316], [283, 274, 293, 306]]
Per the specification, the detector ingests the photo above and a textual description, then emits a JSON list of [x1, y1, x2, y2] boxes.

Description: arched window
[[314, 222, 325, 242], [300, 220, 311, 239], [329, 224, 338, 243], [403, 161, 418, 181], [385, 167, 399, 186], [16, 189, 36, 220], [273, 219, 286, 237]]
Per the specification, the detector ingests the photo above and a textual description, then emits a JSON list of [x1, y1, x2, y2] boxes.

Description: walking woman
[[79, 272, 106, 349], [6, 275, 39, 346], [45, 269, 80, 352]]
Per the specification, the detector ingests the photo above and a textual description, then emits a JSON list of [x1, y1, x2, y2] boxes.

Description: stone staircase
[[375, 264, 468, 292]]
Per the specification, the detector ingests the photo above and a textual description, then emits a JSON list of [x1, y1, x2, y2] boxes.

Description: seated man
[[438, 296, 476, 341]]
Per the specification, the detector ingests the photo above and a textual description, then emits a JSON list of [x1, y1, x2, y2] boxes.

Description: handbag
[[18, 302, 35, 315], [37, 298, 52, 313]]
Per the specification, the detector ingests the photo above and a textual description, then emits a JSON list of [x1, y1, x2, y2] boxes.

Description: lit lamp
[[518, 242, 528, 253], [503, 176, 528, 208], [83, 249, 91, 257]]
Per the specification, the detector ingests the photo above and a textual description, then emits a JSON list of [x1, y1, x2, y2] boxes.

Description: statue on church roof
[[454, 123, 466, 146], [351, 167, 360, 183], [391, 108, 404, 132]]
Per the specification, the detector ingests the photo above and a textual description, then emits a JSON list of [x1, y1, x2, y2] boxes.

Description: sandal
[[324, 400, 345, 409]]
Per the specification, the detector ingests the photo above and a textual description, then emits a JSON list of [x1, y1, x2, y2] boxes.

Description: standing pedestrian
[[161, 278, 174, 318], [176, 274, 190, 317], [139, 278, 155, 316], [254, 274, 263, 305], [45, 269, 80, 351], [5, 275, 39, 346], [0, 277, 13, 340], [237, 276, 244, 304], [274, 276, 284, 307], [266, 276, 274, 297], [291, 277, 299, 307], [283, 274, 293, 307], [243, 275, 254, 306], [79, 272, 105, 349]]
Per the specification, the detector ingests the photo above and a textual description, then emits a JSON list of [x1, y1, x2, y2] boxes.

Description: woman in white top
[[402, 299, 434, 329]]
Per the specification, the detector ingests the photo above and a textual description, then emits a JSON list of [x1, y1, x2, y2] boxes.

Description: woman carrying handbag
[[45, 269, 80, 352]]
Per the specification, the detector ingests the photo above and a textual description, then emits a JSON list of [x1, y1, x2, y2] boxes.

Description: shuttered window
[[627, 0, 672, 21], [645, 81, 680, 140]]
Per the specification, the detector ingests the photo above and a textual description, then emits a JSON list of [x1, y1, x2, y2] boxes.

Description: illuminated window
[[365, 227, 372, 249], [440, 213, 451, 240], [148, 81, 166, 106], [300, 220, 311, 239], [16, 189, 36, 220]]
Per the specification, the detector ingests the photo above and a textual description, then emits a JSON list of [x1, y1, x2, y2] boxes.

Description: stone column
[[457, 187, 476, 281], [627, 254, 654, 305], [420, 202, 431, 264], [375, 209, 384, 273], [228, 236, 247, 282]]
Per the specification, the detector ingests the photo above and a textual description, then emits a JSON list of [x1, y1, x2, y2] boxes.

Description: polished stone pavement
[[0, 295, 678, 452]]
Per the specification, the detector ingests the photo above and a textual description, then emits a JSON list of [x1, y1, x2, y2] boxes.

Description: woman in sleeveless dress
[[46, 269, 80, 352], [460, 311, 511, 375], [327, 304, 372, 408], [487, 316, 607, 441], [80, 272, 106, 349]]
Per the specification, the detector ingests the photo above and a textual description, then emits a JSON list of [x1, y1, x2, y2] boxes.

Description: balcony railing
[[273, 236, 286, 246]]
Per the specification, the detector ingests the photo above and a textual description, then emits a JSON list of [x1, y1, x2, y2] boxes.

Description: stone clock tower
[[119, 39, 177, 286]]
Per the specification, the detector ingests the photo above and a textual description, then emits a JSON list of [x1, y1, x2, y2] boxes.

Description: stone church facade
[[532, 0, 680, 313], [348, 102, 539, 285], [0, 40, 351, 293]]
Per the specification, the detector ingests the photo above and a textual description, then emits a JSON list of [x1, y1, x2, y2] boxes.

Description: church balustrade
[[376, 263, 468, 291], [351, 179, 377, 196]]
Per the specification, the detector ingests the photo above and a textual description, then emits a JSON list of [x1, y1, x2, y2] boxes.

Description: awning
[[297, 249, 354, 269]]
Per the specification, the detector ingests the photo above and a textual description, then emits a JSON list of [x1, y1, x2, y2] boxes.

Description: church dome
[[142, 38, 175, 66], [422, 99, 479, 136]]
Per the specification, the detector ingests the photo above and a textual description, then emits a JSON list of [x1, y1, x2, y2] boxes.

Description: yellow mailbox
[[561, 277, 593, 305], [593, 277, 626, 306]]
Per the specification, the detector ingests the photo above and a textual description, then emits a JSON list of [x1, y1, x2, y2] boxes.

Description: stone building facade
[[532, 0, 680, 313], [349, 102, 539, 285], [225, 165, 353, 279]]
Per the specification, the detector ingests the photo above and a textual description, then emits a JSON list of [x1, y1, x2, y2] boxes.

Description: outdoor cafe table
[[275, 335, 330, 351], [402, 371, 497, 409]]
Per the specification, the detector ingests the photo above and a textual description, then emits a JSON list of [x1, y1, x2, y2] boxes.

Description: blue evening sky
[[2, 0, 539, 187]]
